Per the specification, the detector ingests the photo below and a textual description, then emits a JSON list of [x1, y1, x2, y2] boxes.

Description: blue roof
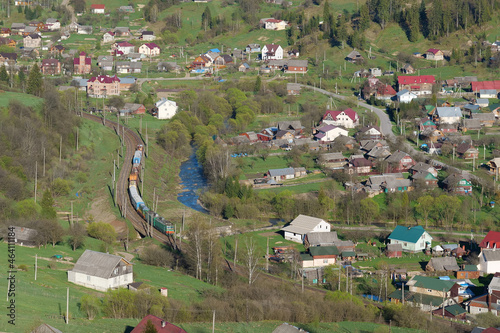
[[118, 77, 136, 84], [388, 225, 429, 243], [210, 48, 220, 53]]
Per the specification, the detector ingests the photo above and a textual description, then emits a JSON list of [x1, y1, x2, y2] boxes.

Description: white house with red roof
[[138, 42, 160, 57], [322, 108, 359, 129], [398, 75, 435, 95], [87, 75, 121, 97], [314, 124, 348, 142], [426, 48, 444, 61], [90, 4, 105, 14], [376, 83, 397, 100], [479, 231, 500, 249], [261, 43, 283, 60], [114, 41, 135, 55], [102, 31, 115, 43], [73, 51, 91, 74], [130, 315, 187, 333], [263, 18, 288, 30]]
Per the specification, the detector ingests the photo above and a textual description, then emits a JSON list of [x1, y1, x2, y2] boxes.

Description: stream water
[[177, 149, 209, 213]]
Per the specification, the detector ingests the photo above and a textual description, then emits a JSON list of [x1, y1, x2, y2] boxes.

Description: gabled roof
[[264, 43, 281, 53], [398, 75, 436, 85], [31, 323, 63, 333], [436, 107, 462, 118], [427, 257, 459, 271], [281, 214, 328, 235], [480, 231, 500, 249], [323, 108, 358, 122], [309, 246, 339, 256], [388, 225, 430, 243], [130, 315, 187, 333], [456, 142, 477, 154], [71, 250, 130, 279], [385, 150, 411, 163], [91, 4, 105, 9], [346, 50, 362, 59], [306, 232, 338, 246], [426, 48, 441, 54], [116, 41, 134, 47], [444, 304, 466, 316], [408, 275, 455, 292], [472, 80, 500, 92], [269, 167, 295, 178], [142, 42, 160, 49], [88, 75, 120, 83], [481, 249, 500, 262], [443, 173, 472, 187]]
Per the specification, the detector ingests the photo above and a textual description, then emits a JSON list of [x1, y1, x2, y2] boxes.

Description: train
[[128, 144, 175, 235]]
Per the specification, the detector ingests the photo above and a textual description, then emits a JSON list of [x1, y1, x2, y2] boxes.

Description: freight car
[[128, 145, 174, 235]]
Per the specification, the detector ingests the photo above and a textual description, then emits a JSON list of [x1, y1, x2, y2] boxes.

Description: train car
[[136, 144, 143, 151], [144, 209, 157, 226], [129, 166, 140, 182], [138, 203, 149, 218], [133, 150, 142, 164], [128, 185, 144, 210], [154, 217, 175, 235], [129, 180, 137, 187]]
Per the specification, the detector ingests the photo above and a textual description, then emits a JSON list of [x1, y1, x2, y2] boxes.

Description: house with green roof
[[301, 246, 340, 268], [387, 225, 432, 252], [431, 304, 467, 320]]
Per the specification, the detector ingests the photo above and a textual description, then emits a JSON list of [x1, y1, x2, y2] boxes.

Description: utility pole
[[34, 161, 37, 203], [76, 128, 79, 151], [266, 237, 269, 272], [43, 147, 46, 177], [71, 201, 73, 225], [66, 288, 69, 324], [212, 310, 215, 333], [59, 135, 62, 162], [35, 254, 37, 281]]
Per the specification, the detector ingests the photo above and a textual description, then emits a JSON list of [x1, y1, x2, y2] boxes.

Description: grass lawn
[[0, 238, 220, 332], [0, 91, 43, 108], [352, 251, 431, 272]]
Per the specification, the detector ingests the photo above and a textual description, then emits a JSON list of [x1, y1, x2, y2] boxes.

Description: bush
[[140, 245, 173, 268], [52, 178, 71, 197], [18, 264, 28, 271]]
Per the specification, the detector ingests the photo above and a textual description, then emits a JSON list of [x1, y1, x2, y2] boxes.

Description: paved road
[[299, 85, 395, 138], [136, 76, 206, 85]]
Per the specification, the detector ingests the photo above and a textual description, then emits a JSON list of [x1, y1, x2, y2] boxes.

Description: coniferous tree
[[254, 76, 261, 93], [27, 63, 42, 96], [359, 4, 370, 31], [0, 65, 8, 83], [201, 6, 212, 31], [419, 0, 429, 38], [41, 190, 57, 220]]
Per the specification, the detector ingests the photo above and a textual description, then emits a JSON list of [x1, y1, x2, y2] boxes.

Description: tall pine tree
[[27, 63, 42, 96], [201, 6, 212, 31], [419, 0, 429, 38]]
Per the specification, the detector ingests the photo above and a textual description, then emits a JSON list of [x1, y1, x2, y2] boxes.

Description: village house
[[472, 80, 500, 95], [130, 315, 187, 333], [410, 162, 438, 178], [0, 53, 17, 67], [90, 4, 105, 13], [267, 167, 295, 182], [472, 112, 496, 127], [154, 98, 177, 119], [103, 31, 115, 43], [466, 276, 500, 315], [41, 59, 61, 75], [191, 54, 212, 68], [346, 50, 363, 63], [388, 225, 432, 252], [8, 226, 38, 247], [23, 33, 41, 48], [157, 62, 181, 73], [122, 103, 146, 115], [345, 157, 372, 175], [419, 118, 437, 131], [357, 125, 383, 140], [277, 121, 303, 136], [73, 52, 91, 75], [68, 250, 133, 291], [87, 75, 121, 97], [480, 89, 497, 99], [281, 214, 331, 243], [284, 60, 308, 73], [304, 232, 339, 247], [263, 18, 288, 30], [10, 23, 25, 35], [45, 18, 60, 31], [385, 150, 415, 172], [396, 89, 418, 103], [478, 249, 500, 275], [119, 5, 135, 13], [0, 28, 11, 37], [322, 108, 359, 128], [138, 43, 160, 57], [287, 83, 301, 95], [401, 63, 415, 74], [375, 83, 397, 100], [301, 246, 340, 268], [433, 107, 462, 124], [443, 173, 472, 195], [398, 75, 436, 95], [239, 132, 258, 142], [432, 305, 467, 320], [246, 43, 261, 53], [456, 265, 480, 279], [479, 231, 500, 249], [49, 44, 64, 56], [314, 125, 348, 142], [115, 27, 131, 37], [214, 54, 233, 68], [261, 43, 283, 61], [116, 61, 143, 74], [456, 142, 479, 159], [319, 152, 347, 170], [140, 31, 155, 41], [426, 48, 444, 61], [487, 158, 500, 175], [411, 171, 438, 187], [114, 41, 135, 55], [426, 257, 460, 273]]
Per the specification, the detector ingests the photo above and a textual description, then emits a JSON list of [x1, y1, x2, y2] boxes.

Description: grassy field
[[0, 238, 220, 332], [0, 91, 43, 108]]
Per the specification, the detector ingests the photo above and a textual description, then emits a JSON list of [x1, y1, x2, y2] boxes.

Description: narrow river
[[177, 149, 209, 213]]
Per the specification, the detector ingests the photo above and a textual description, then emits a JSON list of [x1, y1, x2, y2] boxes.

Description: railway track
[[81, 112, 175, 247]]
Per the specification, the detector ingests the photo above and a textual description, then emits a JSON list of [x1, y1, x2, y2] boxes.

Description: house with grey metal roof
[[426, 257, 460, 272], [434, 107, 462, 124], [281, 214, 331, 243], [478, 249, 500, 274], [480, 89, 498, 99], [68, 250, 133, 291], [267, 167, 295, 182], [304, 232, 338, 247]]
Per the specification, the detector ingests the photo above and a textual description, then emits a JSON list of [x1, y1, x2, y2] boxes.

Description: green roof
[[389, 289, 443, 306], [309, 246, 339, 256], [342, 251, 356, 257], [445, 304, 466, 316], [388, 225, 431, 243], [425, 105, 435, 111], [411, 275, 455, 292], [463, 265, 478, 271], [300, 253, 313, 261]]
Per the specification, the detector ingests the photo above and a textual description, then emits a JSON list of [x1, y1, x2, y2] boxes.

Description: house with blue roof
[[388, 225, 433, 252]]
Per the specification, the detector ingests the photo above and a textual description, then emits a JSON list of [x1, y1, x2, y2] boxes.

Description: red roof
[[42, 59, 59, 66], [73, 55, 91, 65], [88, 75, 120, 83], [323, 108, 359, 122], [377, 84, 396, 96], [130, 315, 187, 333], [91, 4, 105, 9], [116, 41, 134, 47], [265, 44, 281, 53], [483, 328, 500, 333], [479, 231, 500, 249], [266, 18, 282, 23], [471, 80, 500, 92], [426, 48, 441, 54], [144, 42, 159, 49], [398, 75, 436, 85]]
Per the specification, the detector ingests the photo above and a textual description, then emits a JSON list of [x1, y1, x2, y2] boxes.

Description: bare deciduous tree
[[243, 237, 261, 285]]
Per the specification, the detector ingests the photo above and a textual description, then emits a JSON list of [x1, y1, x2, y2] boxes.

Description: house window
[[122, 266, 126, 272], [323, 259, 328, 264], [427, 289, 432, 292], [404, 243, 408, 247], [113, 268, 118, 275]]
